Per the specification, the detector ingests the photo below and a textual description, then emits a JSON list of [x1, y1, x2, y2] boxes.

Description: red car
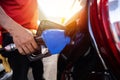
[[89, 0, 120, 79], [58, 0, 120, 80]]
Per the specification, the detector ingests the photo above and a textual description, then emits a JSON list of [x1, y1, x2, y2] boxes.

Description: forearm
[[0, 6, 21, 35]]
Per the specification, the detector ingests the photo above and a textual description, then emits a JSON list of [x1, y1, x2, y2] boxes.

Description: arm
[[0, 6, 38, 55]]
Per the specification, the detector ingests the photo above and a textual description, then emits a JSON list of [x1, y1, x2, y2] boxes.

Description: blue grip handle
[[41, 29, 70, 54]]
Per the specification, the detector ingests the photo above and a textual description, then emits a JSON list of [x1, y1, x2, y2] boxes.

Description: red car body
[[89, 0, 120, 78]]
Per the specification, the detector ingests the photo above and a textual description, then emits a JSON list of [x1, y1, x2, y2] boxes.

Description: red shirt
[[0, 0, 39, 30]]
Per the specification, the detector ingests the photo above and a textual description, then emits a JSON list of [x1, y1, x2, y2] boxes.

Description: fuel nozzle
[[0, 43, 16, 53]]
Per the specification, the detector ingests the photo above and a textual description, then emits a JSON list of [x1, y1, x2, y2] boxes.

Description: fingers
[[17, 47, 24, 55], [12, 28, 39, 55], [16, 39, 38, 55]]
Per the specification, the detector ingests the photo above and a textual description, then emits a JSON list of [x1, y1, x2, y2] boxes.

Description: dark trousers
[[2, 33, 44, 80]]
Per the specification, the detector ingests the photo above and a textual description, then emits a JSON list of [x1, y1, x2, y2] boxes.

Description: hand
[[11, 26, 38, 55], [9, 23, 38, 55]]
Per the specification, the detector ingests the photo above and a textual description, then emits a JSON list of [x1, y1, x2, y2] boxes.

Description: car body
[[89, 0, 120, 79]]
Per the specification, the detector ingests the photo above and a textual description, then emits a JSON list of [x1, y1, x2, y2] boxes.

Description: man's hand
[[11, 25, 38, 55]]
